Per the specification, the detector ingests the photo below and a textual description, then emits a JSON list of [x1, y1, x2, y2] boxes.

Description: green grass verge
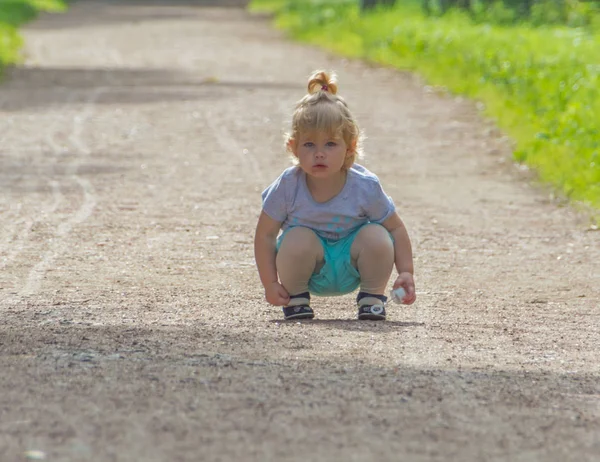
[[250, 0, 600, 219], [0, 0, 67, 74]]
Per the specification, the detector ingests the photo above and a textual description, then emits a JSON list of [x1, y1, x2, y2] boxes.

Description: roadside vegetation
[[0, 0, 66, 75]]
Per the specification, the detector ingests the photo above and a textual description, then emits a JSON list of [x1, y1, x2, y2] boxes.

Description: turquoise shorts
[[277, 224, 377, 297]]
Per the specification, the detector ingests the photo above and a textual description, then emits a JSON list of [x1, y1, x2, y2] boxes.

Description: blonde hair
[[286, 70, 363, 169]]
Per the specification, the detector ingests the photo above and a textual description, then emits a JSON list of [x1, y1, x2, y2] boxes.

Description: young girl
[[254, 70, 416, 321]]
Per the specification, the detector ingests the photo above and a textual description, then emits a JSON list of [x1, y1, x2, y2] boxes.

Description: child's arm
[[254, 211, 290, 306], [382, 212, 417, 304]]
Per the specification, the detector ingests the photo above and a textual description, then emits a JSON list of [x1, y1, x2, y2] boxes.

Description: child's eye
[[303, 142, 314, 148], [326, 141, 337, 147]]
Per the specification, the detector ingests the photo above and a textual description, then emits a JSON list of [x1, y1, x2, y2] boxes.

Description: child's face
[[291, 131, 350, 179]]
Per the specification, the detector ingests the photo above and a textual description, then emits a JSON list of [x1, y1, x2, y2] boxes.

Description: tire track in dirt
[[19, 88, 105, 297], [0, 94, 72, 278], [0, 37, 68, 274], [0, 181, 62, 272]]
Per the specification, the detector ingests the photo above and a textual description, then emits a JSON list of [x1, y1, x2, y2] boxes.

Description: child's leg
[[350, 224, 394, 294], [277, 227, 324, 296]]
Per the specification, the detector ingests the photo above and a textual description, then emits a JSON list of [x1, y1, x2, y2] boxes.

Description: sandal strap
[[356, 291, 388, 305], [358, 304, 386, 316]]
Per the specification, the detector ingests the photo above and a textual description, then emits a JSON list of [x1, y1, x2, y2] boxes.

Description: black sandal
[[356, 292, 387, 321], [282, 292, 314, 320], [282, 305, 314, 320]]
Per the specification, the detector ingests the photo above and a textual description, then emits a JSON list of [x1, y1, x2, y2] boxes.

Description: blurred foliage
[[252, 0, 600, 29], [249, 0, 600, 215], [0, 0, 66, 74], [422, 0, 600, 28]]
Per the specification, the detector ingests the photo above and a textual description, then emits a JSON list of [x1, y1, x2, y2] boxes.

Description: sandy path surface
[[0, 1, 598, 460]]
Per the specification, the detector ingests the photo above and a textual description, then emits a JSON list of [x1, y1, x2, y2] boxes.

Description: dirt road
[[1, 1, 598, 460]]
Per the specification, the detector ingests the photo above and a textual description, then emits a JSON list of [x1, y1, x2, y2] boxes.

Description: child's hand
[[265, 282, 291, 306], [392, 272, 416, 305]]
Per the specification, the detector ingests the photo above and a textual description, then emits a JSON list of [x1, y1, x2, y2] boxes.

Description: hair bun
[[307, 70, 338, 95]]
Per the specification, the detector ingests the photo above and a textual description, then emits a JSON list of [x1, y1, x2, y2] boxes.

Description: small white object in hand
[[390, 287, 406, 304]]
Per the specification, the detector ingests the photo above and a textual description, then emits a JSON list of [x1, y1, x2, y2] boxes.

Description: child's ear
[[287, 139, 297, 154], [347, 140, 357, 154]]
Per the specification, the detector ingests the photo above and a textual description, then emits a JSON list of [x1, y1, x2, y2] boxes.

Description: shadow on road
[[0, 325, 600, 460], [270, 318, 426, 332], [0, 66, 299, 111], [0, 321, 598, 462], [0, 160, 131, 193], [27, 0, 253, 30]]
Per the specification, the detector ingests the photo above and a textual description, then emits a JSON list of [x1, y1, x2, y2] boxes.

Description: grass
[[249, 0, 600, 220], [0, 0, 67, 75]]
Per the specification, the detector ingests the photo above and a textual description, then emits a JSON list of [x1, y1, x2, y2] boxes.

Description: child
[[254, 70, 416, 321]]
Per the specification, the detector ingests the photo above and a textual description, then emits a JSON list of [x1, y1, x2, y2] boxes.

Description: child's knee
[[357, 224, 393, 254], [279, 227, 322, 257]]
